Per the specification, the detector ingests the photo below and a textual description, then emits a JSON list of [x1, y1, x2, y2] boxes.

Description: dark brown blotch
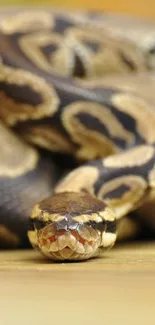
[[119, 51, 136, 71], [0, 81, 43, 106], [39, 191, 107, 216], [40, 43, 58, 60], [103, 184, 130, 200], [73, 53, 86, 78]]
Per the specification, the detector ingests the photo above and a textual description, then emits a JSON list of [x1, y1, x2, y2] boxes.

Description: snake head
[[28, 191, 117, 261]]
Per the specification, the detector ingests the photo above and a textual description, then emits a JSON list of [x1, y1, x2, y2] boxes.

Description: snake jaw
[[35, 223, 102, 260], [28, 191, 117, 261]]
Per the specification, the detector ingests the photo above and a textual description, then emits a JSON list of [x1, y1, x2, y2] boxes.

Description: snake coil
[[0, 8, 155, 260]]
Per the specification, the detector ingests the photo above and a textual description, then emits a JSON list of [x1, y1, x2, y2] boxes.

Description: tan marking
[[101, 232, 116, 248], [149, 167, 155, 188], [73, 207, 115, 223], [20, 32, 74, 76], [112, 93, 155, 143], [117, 217, 139, 241], [22, 125, 74, 154], [42, 213, 65, 223], [0, 225, 20, 248], [0, 123, 39, 178], [51, 215, 65, 223], [80, 73, 155, 105], [41, 212, 51, 222], [0, 65, 59, 126], [66, 28, 146, 78], [72, 214, 90, 223], [31, 204, 41, 220], [55, 166, 98, 195], [28, 230, 38, 247], [0, 11, 54, 34], [98, 16, 155, 53], [62, 101, 134, 160], [104, 145, 154, 168], [99, 208, 115, 222], [98, 175, 147, 219]]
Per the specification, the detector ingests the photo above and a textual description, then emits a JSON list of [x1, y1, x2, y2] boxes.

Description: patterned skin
[[0, 9, 155, 259]]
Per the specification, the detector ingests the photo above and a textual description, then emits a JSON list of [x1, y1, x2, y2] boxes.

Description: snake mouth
[[28, 192, 116, 260], [36, 223, 102, 260]]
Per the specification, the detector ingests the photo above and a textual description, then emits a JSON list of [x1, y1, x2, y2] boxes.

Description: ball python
[[1, 8, 155, 260]]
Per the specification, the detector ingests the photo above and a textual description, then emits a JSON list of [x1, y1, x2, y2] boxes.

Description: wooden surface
[[1, 242, 155, 325]]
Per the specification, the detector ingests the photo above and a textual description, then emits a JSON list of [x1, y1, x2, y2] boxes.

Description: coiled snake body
[[1, 8, 155, 260]]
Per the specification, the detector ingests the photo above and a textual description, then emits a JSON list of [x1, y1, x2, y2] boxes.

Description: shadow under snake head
[[28, 191, 116, 261]]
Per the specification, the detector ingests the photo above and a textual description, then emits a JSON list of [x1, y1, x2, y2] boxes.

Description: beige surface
[[1, 1, 155, 18], [1, 243, 155, 325]]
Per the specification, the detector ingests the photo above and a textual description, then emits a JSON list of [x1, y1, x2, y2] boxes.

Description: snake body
[[1, 9, 155, 260]]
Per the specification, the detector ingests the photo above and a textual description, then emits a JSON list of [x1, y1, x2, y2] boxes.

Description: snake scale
[[1, 8, 155, 260]]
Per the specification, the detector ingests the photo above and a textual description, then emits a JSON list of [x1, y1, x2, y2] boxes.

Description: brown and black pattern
[[55, 145, 155, 217], [0, 9, 151, 78], [0, 9, 155, 260], [0, 122, 60, 247]]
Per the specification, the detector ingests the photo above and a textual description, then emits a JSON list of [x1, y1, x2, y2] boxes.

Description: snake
[[1, 8, 155, 260]]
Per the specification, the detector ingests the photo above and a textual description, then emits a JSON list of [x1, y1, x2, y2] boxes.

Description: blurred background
[[1, 0, 155, 19]]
